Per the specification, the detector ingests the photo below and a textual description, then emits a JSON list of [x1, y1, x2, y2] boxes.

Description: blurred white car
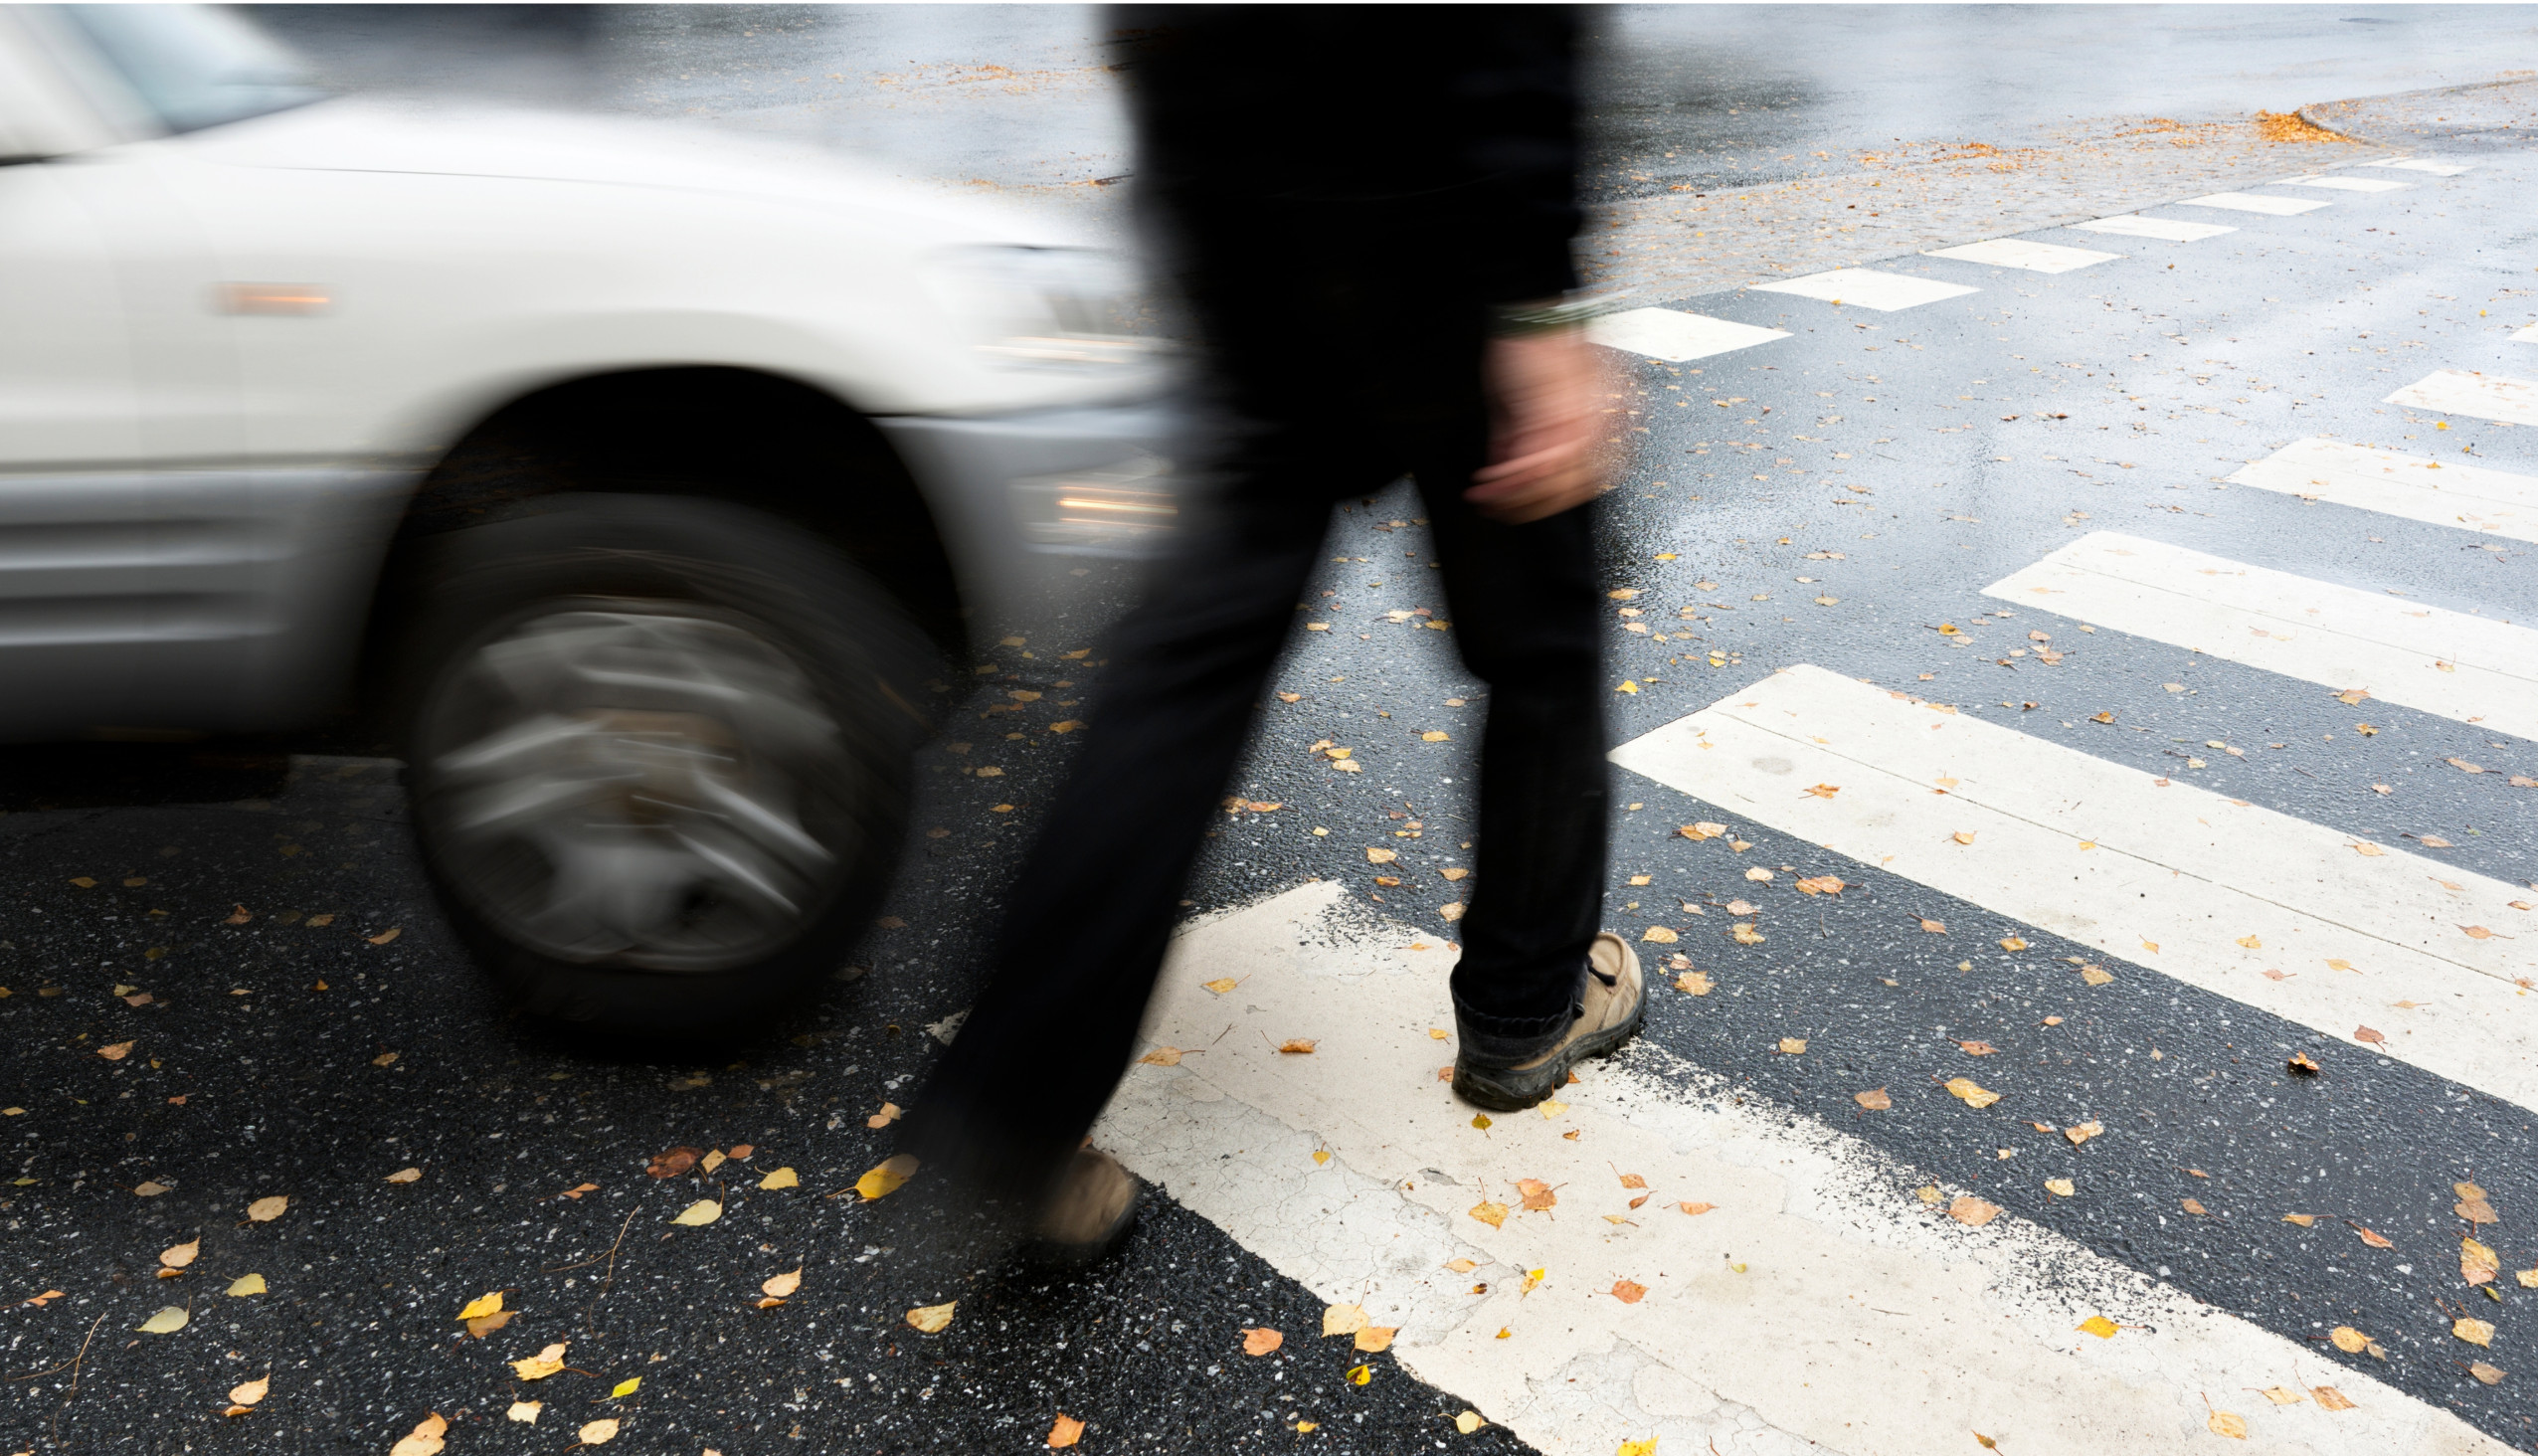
[[0, 4, 1181, 1034]]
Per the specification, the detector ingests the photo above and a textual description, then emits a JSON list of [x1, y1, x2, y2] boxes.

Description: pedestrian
[[900, 4, 1640, 1266]]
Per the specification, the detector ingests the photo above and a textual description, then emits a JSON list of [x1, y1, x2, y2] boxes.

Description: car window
[[57, 4, 323, 134]]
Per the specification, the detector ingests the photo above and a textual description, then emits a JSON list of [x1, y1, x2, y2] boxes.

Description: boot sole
[[1016, 1178, 1146, 1272], [1451, 990, 1648, 1112]]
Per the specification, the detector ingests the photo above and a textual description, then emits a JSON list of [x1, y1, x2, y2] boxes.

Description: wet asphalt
[[9, 8, 2538, 1455]]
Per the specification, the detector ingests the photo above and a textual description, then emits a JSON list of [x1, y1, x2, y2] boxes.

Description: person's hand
[[1464, 323, 1607, 524]]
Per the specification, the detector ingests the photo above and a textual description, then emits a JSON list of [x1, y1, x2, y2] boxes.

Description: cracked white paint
[[1098, 881, 2511, 1456]]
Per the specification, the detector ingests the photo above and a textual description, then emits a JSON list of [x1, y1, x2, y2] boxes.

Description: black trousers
[[902, 197, 1609, 1201]]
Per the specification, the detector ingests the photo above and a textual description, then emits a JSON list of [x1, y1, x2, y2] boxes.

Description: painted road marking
[[1922, 238, 2121, 273], [2516, 323, 2538, 343], [1611, 665, 2538, 1111], [1984, 529, 2538, 741], [2364, 158, 2473, 176], [1751, 267, 1979, 311], [2386, 369, 2538, 427], [2230, 438, 2538, 545], [2067, 214, 2235, 242], [2277, 174, 2412, 193], [1106, 880, 2514, 1456], [2176, 192, 2332, 216], [1589, 307, 1791, 362]]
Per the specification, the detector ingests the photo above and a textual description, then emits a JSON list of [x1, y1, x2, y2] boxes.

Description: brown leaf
[[2469, 1362, 2506, 1386], [1957, 1040, 1998, 1056], [2461, 925, 2496, 941], [1353, 1326, 1396, 1353], [223, 904, 252, 925], [2288, 1053, 2321, 1075], [2282, 1213, 2315, 1226], [1242, 1327, 1283, 1357], [647, 1146, 704, 1179], [2353, 1223, 2394, 1249], [2180, 1197, 2208, 1215], [1610, 1279, 1648, 1305], [2463, 1236, 2501, 1285], [867, 1101, 905, 1127], [1675, 970, 1714, 996], [246, 1194, 287, 1221], [97, 1041, 133, 1061], [2354, 1025, 2386, 1045], [1778, 1037, 1807, 1055], [1277, 1039, 1317, 1054], [160, 1239, 200, 1270], [464, 1310, 514, 1339], [1947, 1195, 2001, 1227], [1794, 875, 1845, 895], [1517, 1179, 1557, 1211], [1617, 1173, 1647, 1189], [2312, 1385, 2357, 1410], [2065, 1121, 2105, 1147], [1854, 1088, 1892, 1110], [1679, 1200, 1715, 1215], [1730, 922, 1764, 946], [1137, 1047, 1184, 1067], [1919, 919, 1946, 934], [1047, 1413, 1086, 1448]]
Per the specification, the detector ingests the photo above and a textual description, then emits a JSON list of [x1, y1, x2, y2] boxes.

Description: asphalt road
[[9, 9, 2538, 1456]]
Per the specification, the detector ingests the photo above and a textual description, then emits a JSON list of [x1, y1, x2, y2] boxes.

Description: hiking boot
[[1018, 1147, 1144, 1270], [1451, 933, 1645, 1111]]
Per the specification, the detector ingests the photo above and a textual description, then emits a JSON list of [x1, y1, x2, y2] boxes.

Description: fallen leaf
[[2081, 966, 2115, 986], [1679, 821, 1727, 841], [97, 1041, 133, 1061], [2236, 935, 2262, 951], [2064, 1120, 2104, 1146], [1920, 919, 1947, 934], [2181, 1197, 2209, 1215], [1610, 1279, 1648, 1305], [390, 1413, 449, 1456], [1518, 1179, 1558, 1211], [1470, 1201, 1508, 1228], [1794, 875, 1845, 896], [512, 1343, 569, 1380], [1676, 971, 1714, 996], [2313, 1386, 2357, 1410], [1952, 831, 1976, 845], [160, 1238, 199, 1270], [2464, 1237, 2502, 1285], [137, 1305, 189, 1334], [455, 1292, 503, 1322], [1277, 1039, 1317, 1054], [1730, 922, 1764, 945], [671, 1199, 722, 1226], [1854, 1088, 1892, 1110], [1744, 867, 1774, 883], [1778, 1037, 1807, 1055], [758, 1167, 800, 1190], [906, 1301, 957, 1334], [2456, 1318, 2495, 1347], [647, 1146, 704, 1179], [2283, 1214, 2316, 1227], [1724, 899, 1758, 916], [1679, 1200, 1716, 1215], [1202, 977, 1238, 995], [386, 1167, 422, 1184], [2258, 1385, 2303, 1405], [1944, 1077, 2001, 1109], [367, 928, 401, 945], [2046, 1178, 2076, 1197], [1366, 847, 1397, 864], [1804, 783, 1841, 799], [611, 1376, 640, 1398], [578, 1418, 620, 1446], [1355, 1325, 1397, 1353], [1540, 1099, 1568, 1119], [762, 1268, 803, 1300], [1619, 1441, 1658, 1456], [2330, 1326, 2371, 1354], [2354, 1224, 2393, 1249], [1997, 937, 2028, 953], [2354, 1025, 2387, 1045], [559, 1183, 601, 1199], [1948, 1195, 2001, 1227], [2076, 1315, 2118, 1339], [2288, 1053, 2320, 1075], [2462, 925, 2496, 941], [1322, 1303, 1369, 1339], [866, 1102, 903, 1128], [1456, 1411, 1486, 1434], [2469, 1363, 2506, 1386], [856, 1154, 919, 1200], [248, 1197, 289, 1223], [1347, 1364, 1372, 1386], [2208, 1409, 2248, 1440], [1957, 1039, 1998, 1056], [465, 1310, 514, 1339], [1242, 1327, 1283, 1356], [1641, 926, 1679, 944], [226, 1274, 267, 1296], [1916, 1185, 1943, 1205], [507, 1400, 541, 1424], [1048, 1413, 1086, 1448]]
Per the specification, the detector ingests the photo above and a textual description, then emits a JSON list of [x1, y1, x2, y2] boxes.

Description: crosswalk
[[2387, 369, 2538, 428], [2229, 439, 2538, 545]]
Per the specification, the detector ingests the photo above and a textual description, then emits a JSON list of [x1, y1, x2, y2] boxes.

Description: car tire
[[394, 493, 933, 1040]]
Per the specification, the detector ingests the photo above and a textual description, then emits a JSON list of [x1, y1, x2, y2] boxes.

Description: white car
[[0, 5, 1182, 1034]]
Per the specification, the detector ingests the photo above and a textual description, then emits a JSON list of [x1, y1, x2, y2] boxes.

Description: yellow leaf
[[1916, 1184, 1942, 1205], [906, 1302, 957, 1334], [1471, 1114, 1492, 1130], [1347, 1364, 1372, 1386], [2312, 1385, 2356, 1410], [160, 1238, 200, 1269], [611, 1376, 641, 1398], [867, 1102, 904, 1128], [137, 1305, 189, 1334], [1947, 1195, 2000, 1227], [1355, 1325, 1397, 1353], [1730, 922, 1764, 945], [247, 1194, 288, 1222], [1618, 1439, 1660, 1456], [2282, 1213, 2315, 1227], [2208, 1409, 2248, 1440], [2464, 1236, 2501, 1285], [1202, 977, 1238, 995], [1998, 937, 2028, 953], [1540, 1099, 1568, 1119], [465, 1310, 514, 1339], [1048, 1413, 1086, 1447], [455, 1292, 503, 1322], [1470, 1201, 1508, 1228], [1422, 731, 1450, 742], [512, 1343, 568, 1380], [2080, 966, 2115, 986], [2329, 1326, 2371, 1354], [98, 1041, 134, 1061], [372, 1051, 399, 1067], [506, 1400, 541, 1424], [1944, 1077, 2000, 1108], [2236, 935, 2262, 950], [1138, 1047, 1184, 1066], [1296, 1420, 1319, 1433], [1778, 1037, 1807, 1055], [1677, 971, 1714, 996], [1518, 1179, 1557, 1211], [1641, 926, 1679, 944], [856, 1154, 920, 1200], [2519, 1268, 2538, 1289], [1951, 831, 1976, 845], [759, 1167, 800, 1190], [1278, 1039, 1317, 1054], [2065, 1120, 2103, 1146], [367, 928, 402, 945], [671, 1199, 722, 1226], [2076, 1315, 2118, 1339], [578, 1417, 620, 1446], [2259, 1385, 2304, 1405], [1323, 1303, 1369, 1338], [226, 1273, 267, 1296], [762, 1268, 803, 1299], [2455, 1317, 2495, 1347], [229, 1376, 270, 1406], [390, 1413, 449, 1456], [1366, 847, 1398, 864], [1616, 680, 1639, 694], [1456, 1410, 1486, 1434], [385, 1167, 423, 1184], [2046, 1179, 2076, 1197]]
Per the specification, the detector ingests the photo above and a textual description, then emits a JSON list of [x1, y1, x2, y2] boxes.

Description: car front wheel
[[396, 494, 931, 1039]]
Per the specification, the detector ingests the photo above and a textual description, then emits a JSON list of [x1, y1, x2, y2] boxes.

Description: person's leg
[[899, 438, 1374, 1207], [1413, 464, 1610, 1057]]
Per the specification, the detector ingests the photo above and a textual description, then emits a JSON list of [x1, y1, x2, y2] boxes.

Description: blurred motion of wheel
[[397, 495, 931, 1039]]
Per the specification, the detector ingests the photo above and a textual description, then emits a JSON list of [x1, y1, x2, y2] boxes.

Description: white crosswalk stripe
[[1609, 664, 2538, 1110], [2364, 158, 2474, 176], [1752, 267, 1979, 310], [1922, 238, 2121, 273], [2176, 192, 2332, 216], [2514, 323, 2538, 343], [2067, 215, 2236, 242], [2277, 175, 2411, 193], [1589, 307, 1791, 362], [1981, 530, 2538, 740], [2229, 439, 2538, 544], [2385, 369, 2538, 427], [1104, 881, 2515, 1456]]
